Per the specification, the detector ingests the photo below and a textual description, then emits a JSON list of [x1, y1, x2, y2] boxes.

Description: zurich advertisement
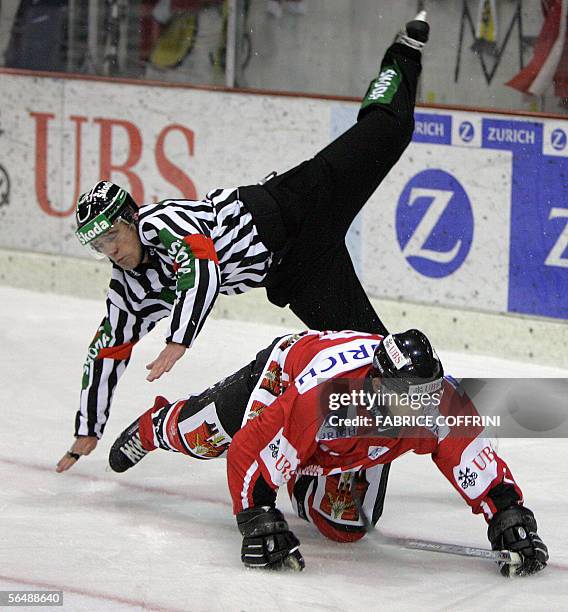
[[335, 107, 568, 321]]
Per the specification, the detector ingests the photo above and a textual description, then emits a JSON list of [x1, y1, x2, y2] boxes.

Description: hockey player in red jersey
[[109, 329, 549, 577]]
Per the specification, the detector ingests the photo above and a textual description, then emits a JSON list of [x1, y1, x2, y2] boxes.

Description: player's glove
[[236, 506, 305, 571], [488, 505, 548, 577]]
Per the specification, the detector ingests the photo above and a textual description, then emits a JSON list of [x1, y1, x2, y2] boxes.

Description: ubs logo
[[0, 165, 9, 210], [396, 169, 474, 278]]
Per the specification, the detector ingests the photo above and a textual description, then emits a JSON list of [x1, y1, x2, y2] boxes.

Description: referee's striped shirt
[[76, 188, 271, 438]]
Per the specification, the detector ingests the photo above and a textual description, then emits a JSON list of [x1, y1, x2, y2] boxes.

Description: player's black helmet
[[75, 181, 138, 257], [372, 329, 444, 395]]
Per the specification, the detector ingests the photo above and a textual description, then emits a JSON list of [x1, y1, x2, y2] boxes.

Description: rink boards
[[0, 70, 566, 321], [337, 106, 568, 321]]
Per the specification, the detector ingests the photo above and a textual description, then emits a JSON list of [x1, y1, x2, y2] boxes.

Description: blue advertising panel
[[335, 105, 568, 321]]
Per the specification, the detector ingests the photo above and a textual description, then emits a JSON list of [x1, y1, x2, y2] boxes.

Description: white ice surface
[[1, 286, 567, 612]]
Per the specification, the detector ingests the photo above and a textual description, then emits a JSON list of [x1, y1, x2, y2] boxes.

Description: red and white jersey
[[227, 330, 522, 521]]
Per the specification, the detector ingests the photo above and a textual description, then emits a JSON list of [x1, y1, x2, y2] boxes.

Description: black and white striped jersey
[[76, 187, 271, 438]]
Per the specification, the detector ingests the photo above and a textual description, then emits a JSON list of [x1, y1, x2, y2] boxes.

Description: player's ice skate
[[108, 396, 170, 472], [108, 418, 150, 473]]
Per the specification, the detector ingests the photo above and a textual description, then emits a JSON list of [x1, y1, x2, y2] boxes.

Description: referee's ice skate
[[395, 10, 430, 50]]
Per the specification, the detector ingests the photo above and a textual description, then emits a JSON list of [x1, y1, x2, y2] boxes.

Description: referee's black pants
[[241, 43, 422, 336]]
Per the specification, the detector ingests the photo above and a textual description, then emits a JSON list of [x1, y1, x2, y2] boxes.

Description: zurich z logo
[[396, 170, 474, 278], [551, 129, 566, 151], [459, 121, 475, 143]]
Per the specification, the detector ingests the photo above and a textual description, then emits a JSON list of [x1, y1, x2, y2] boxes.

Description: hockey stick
[[370, 530, 522, 565], [355, 499, 522, 567]]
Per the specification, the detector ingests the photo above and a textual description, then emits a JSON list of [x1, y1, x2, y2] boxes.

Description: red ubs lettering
[[275, 455, 293, 480], [472, 446, 495, 470], [30, 112, 197, 217]]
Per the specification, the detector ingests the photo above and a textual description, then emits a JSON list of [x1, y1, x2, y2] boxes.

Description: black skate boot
[[108, 395, 169, 472], [394, 10, 430, 51], [109, 418, 150, 473]]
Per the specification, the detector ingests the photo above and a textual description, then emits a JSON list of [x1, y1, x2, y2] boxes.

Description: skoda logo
[[459, 121, 475, 143], [396, 169, 474, 278]]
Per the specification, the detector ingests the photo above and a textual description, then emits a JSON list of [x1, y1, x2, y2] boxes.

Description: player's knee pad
[[174, 392, 233, 459], [147, 392, 233, 459]]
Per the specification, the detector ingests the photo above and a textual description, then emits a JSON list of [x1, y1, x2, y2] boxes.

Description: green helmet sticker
[[75, 213, 113, 245], [75, 188, 127, 246]]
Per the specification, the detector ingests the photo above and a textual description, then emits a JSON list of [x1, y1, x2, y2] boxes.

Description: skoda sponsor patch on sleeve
[[158, 228, 197, 291]]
